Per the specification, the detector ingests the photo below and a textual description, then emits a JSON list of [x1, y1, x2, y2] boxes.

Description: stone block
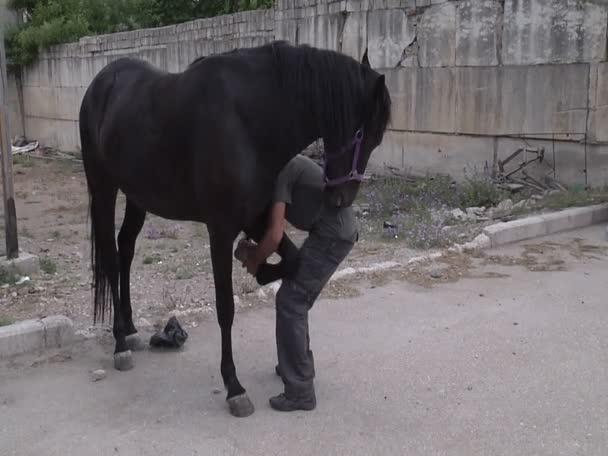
[[540, 208, 592, 234], [385, 67, 456, 133], [367, 9, 415, 69], [41, 316, 74, 349], [586, 143, 608, 188], [342, 11, 367, 61], [483, 205, 608, 248], [23, 86, 84, 122], [502, 0, 608, 65], [24, 117, 80, 152], [297, 13, 343, 50], [370, 130, 493, 179], [6, 73, 24, 138], [22, 86, 54, 120], [0, 252, 39, 277], [276, 18, 299, 43], [455, 0, 501, 66], [588, 63, 608, 143], [418, 2, 456, 67], [0, 315, 74, 358], [483, 216, 547, 247], [0, 320, 45, 358], [455, 64, 589, 136]]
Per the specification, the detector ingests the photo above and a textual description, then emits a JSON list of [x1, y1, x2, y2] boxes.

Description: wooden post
[[0, 31, 19, 259]]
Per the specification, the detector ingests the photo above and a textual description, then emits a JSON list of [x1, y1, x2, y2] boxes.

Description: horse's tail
[[80, 75, 116, 324]]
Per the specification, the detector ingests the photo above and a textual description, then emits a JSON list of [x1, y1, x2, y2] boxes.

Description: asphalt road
[[1, 226, 607, 456]]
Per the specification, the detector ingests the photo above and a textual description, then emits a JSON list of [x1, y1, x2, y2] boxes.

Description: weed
[[459, 168, 505, 208], [541, 187, 595, 210], [387, 207, 456, 250], [0, 267, 18, 286], [13, 155, 34, 168], [143, 253, 162, 265], [193, 223, 208, 239], [40, 257, 57, 275], [146, 225, 180, 240], [235, 274, 258, 295], [175, 265, 195, 280], [0, 316, 13, 327], [21, 226, 35, 239]]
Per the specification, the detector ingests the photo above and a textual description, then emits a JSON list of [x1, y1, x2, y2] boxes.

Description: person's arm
[[244, 201, 286, 275]]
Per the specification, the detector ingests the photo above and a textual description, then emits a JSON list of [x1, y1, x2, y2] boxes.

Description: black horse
[[79, 41, 391, 417]]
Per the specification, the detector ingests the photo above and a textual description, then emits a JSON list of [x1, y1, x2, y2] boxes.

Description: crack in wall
[[497, 0, 505, 66], [337, 11, 348, 53]]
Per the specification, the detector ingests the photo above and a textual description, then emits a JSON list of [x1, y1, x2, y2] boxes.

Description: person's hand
[[243, 256, 260, 276]]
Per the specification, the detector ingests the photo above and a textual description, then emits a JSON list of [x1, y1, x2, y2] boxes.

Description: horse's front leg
[[209, 226, 255, 418]]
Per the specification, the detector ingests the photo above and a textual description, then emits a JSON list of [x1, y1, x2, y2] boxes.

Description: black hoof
[[256, 264, 284, 286], [227, 393, 255, 418], [125, 334, 146, 352], [113, 350, 134, 371]]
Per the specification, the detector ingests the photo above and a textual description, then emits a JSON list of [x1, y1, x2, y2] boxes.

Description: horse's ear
[[361, 49, 370, 67]]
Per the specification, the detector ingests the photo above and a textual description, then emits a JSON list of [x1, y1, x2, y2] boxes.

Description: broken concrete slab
[[367, 9, 416, 69]]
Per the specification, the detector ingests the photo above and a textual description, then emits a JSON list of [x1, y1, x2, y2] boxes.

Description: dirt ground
[[2, 158, 606, 336], [0, 158, 418, 332]]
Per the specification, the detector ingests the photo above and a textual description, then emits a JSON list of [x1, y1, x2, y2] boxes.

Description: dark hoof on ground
[[125, 334, 146, 352], [114, 350, 134, 371], [227, 393, 255, 418]]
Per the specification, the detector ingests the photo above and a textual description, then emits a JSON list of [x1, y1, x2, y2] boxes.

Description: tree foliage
[[6, 0, 273, 66]]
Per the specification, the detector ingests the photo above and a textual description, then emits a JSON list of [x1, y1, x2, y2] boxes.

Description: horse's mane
[[188, 41, 391, 150], [270, 41, 371, 151]]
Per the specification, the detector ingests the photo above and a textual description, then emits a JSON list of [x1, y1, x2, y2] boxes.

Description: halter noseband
[[323, 128, 364, 186]]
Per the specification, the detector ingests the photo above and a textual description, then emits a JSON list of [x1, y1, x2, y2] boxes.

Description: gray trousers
[[275, 231, 354, 398]]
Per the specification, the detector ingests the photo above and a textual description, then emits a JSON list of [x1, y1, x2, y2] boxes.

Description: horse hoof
[[125, 334, 146, 352], [114, 350, 134, 371], [227, 393, 255, 418]]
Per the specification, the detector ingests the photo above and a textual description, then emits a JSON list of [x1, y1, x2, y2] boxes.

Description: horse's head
[[323, 51, 391, 208]]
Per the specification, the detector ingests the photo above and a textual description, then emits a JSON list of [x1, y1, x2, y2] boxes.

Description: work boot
[[269, 392, 316, 412]]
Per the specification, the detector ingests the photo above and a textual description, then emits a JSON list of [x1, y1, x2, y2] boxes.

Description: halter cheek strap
[[323, 128, 364, 186]]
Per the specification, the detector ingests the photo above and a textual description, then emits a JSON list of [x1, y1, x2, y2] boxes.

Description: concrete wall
[[9, 0, 608, 186], [0, 0, 18, 33]]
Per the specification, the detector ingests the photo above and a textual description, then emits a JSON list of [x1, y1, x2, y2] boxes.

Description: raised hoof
[[227, 393, 255, 418], [125, 334, 146, 352], [113, 350, 134, 371]]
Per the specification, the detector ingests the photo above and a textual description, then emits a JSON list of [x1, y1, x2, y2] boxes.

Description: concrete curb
[[0, 315, 74, 358], [0, 252, 40, 277], [261, 204, 608, 296], [482, 204, 608, 248]]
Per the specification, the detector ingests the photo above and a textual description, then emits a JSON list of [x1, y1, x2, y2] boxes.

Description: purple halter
[[323, 128, 365, 187]]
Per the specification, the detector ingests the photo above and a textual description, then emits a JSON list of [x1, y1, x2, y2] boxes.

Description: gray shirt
[[273, 155, 358, 242]]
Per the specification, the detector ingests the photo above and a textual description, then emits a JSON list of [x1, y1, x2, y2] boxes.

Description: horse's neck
[[265, 110, 319, 174]]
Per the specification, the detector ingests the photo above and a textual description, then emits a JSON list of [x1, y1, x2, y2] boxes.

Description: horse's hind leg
[[118, 199, 146, 352], [89, 184, 132, 370]]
